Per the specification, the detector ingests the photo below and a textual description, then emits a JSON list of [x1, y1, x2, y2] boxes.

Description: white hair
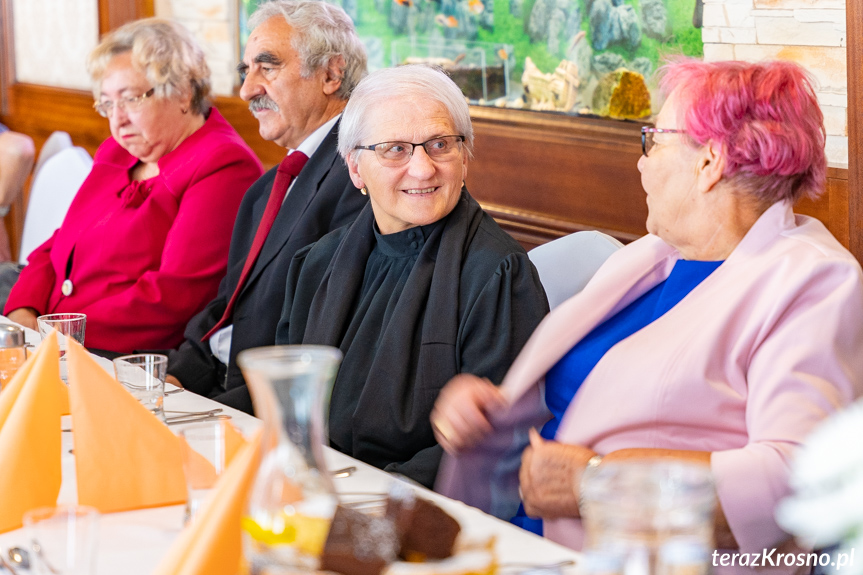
[[338, 65, 474, 160], [249, 0, 367, 100]]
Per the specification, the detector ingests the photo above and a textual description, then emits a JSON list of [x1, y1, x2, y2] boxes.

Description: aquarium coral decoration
[[591, 68, 651, 120], [521, 57, 579, 112]]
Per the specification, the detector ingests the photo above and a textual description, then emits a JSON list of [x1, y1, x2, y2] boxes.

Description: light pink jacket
[[439, 200, 863, 554]]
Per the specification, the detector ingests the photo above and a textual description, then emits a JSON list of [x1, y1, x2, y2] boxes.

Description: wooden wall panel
[[849, 0, 863, 262], [466, 108, 647, 249], [98, 0, 153, 36]]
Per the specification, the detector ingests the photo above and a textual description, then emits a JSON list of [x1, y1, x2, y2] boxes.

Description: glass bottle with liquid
[[237, 345, 342, 574]]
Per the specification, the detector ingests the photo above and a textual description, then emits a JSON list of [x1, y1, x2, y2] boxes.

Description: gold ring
[[434, 418, 456, 442]]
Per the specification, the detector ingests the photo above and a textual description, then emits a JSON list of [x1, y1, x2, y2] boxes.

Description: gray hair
[[338, 65, 474, 160], [87, 18, 211, 115], [249, 0, 367, 100]]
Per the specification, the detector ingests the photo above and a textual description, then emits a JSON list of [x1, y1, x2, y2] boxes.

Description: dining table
[[0, 316, 582, 574]]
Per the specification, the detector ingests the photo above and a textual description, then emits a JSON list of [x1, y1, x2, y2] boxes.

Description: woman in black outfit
[[275, 65, 549, 488]]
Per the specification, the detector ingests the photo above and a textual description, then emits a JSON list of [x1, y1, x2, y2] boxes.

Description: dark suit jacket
[[168, 121, 367, 413]]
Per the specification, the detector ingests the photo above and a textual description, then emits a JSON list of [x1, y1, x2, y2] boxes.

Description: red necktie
[[203, 151, 309, 341]]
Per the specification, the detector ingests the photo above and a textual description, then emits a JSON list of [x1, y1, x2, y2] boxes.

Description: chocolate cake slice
[[320, 505, 399, 575], [385, 486, 461, 561]]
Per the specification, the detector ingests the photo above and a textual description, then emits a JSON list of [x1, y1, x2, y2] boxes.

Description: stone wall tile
[[821, 105, 847, 137], [702, 27, 721, 43], [754, 17, 843, 47], [825, 135, 848, 169], [172, 0, 229, 21], [817, 91, 847, 108], [733, 44, 846, 91], [754, 0, 843, 8], [719, 27, 757, 44], [751, 9, 793, 17], [793, 9, 845, 24], [702, 43, 736, 61], [176, 18, 204, 33], [725, 4, 756, 26], [212, 74, 235, 96], [703, 4, 728, 26]]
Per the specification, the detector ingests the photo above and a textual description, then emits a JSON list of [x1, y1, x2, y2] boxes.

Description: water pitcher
[[237, 345, 343, 574]]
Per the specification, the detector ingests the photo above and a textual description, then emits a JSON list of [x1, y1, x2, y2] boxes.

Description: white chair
[[19, 146, 93, 265], [529, 230, 624, 309], [32, 130, 73, 176]]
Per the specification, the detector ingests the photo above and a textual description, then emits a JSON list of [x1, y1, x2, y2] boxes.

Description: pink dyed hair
[[659, 58, 826, 203]]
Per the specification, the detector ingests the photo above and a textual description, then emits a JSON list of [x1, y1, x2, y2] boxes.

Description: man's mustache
[[249, 95, 279, 114]]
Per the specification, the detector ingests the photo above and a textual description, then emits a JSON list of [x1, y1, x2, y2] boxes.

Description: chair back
[[19, 146, 93, 265], [32, 131, 73, 176], [528, 231, 624, 309]]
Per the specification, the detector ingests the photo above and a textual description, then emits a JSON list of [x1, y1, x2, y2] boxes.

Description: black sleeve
[[459, 252, 550, 385], [275, 244, 316, 345], [384, 445, 443, 489], [167, 273, 229, 396], [387, 252, 549, 488]]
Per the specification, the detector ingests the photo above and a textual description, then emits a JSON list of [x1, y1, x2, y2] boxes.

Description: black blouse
[[276, 191, 549, 487]]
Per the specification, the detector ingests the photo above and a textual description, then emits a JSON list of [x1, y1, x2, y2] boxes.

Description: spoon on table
[[330, 466, 356, 478], [165, 414, 232, 426], [7, 545, 64, 574], [0, 550, 21, 575], [499, 560, 576, 573], [164, 408, 223, 420]]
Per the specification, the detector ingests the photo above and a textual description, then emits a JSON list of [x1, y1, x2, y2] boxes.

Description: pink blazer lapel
[[501, 234, 679, 403]]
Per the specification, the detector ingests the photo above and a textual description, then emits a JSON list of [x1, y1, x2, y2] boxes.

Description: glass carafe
[[237, 345, 343, 574]]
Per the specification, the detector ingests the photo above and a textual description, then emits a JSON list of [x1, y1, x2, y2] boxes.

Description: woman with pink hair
[[431, 59, 863, 559]]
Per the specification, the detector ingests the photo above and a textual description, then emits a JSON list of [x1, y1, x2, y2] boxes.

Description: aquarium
[[240, 0, 703, 120]]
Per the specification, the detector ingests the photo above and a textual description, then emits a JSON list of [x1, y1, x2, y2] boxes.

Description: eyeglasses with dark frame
[[93, 88, 156, 118], [354, 135, 465, 167], [641, 126, 687, 157]]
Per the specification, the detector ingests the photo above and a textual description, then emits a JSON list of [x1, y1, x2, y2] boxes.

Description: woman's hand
[[431, 374, 506, 454], [520, 428, 597, 519], [6, 307, 38, 330]]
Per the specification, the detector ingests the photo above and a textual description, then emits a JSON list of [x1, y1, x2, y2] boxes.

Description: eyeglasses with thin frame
[[641, 126, 687, 157], [354, 135, 465, 167], [93, 88, 156, 118]]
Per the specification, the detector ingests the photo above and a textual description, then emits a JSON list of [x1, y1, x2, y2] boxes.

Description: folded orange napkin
[[0, 333, 64, 532], [66, 341, 187, 513], [154, 430, 263, 575], [180, 420, 248, 490]]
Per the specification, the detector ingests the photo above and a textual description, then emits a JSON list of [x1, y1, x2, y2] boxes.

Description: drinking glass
[[580, 460, 716, 575], [37, 313, 86, 382], [23, 505, 99, 575], [113, 353, 167, 421], [180, 421, 233, 523]]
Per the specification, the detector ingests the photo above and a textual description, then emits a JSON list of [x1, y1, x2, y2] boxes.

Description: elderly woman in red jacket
[[4, 18, 262, 353]]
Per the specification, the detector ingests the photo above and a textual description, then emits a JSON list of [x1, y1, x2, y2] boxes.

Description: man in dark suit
[[167, 0, 368, 414]]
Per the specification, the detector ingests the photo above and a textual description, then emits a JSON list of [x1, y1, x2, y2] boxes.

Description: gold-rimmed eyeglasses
[[93, 88, 155, 118], [354, 135, 465, 167], [641, 126, 687, 157]]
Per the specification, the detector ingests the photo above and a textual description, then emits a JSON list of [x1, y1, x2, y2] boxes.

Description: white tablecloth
[[0, 319, 581, 574]]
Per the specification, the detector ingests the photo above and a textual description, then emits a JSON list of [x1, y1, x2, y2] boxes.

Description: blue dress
[[513, 259, 723, 535]]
